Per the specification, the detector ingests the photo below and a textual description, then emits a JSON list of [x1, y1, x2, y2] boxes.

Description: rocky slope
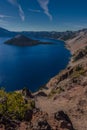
[[33, 29, 87, 130], [66, 29, 87, 54]]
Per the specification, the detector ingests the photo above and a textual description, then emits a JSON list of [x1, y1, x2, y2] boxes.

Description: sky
[[0, 0, 87, 31]]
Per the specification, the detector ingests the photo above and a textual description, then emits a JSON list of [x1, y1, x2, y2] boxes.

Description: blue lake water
[[0, 37, 71, 92]]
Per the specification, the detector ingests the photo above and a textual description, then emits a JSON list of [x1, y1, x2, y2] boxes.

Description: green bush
[[0, 88, 35, 120]]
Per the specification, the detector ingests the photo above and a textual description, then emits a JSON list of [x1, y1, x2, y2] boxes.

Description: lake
[[0, 37, 71, 92]]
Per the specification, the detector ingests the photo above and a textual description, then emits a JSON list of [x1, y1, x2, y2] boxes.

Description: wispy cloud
[[28, 8, 41, 13], [37, 0, 52, 21], [0, 14, 12, 18], [7, 0, 25, 21], [0, 19, 9, 26], [18, 5, 25, 21], [0, 14, 12, 26]]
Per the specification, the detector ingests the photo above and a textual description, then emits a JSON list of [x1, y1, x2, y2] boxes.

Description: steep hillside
[[34, 29, 87, 130], [66, 29, 87, 54]]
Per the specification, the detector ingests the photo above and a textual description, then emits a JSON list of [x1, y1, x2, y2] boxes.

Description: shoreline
[[15, 39, 73, 94], [0, 37, 80, 93], [35, 39, 73, 94], [36, 34, 87, 93]]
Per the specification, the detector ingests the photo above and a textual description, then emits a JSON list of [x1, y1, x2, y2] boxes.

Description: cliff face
[[66, 29, 87, 54]]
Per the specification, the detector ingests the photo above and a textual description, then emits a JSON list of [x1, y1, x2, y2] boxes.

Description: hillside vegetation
[[0, 88, 35, 130]]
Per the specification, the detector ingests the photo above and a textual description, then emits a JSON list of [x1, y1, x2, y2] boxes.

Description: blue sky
[[0, 0, 87, 31]]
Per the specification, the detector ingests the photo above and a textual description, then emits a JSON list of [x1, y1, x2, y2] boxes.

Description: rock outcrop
[[55, 111, 75, 130]]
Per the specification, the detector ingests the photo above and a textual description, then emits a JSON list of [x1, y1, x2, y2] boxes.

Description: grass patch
[[71, 65, 86, 78], [48, 87, 65, 98]]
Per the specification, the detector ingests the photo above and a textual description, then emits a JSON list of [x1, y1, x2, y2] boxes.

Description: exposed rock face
[[45, 66, 75, 88], [22, 87, 33, 98], [73, 46, 87, 61], [35, 91, 47, 97], [66, 29, 87, 54], [33, 118, 51, 130], [55, 111, 75, 130], [26, 109, 75, 130]]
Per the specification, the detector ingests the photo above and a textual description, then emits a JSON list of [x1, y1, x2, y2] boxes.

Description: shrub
[[49, 87, 64, 97], [0, 88, 35, 121]]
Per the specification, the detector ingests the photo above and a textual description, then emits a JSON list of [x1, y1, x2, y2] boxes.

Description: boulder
[[22, 88, 33, 98], [35, 91, 47, 97], [24, 110, 33, 121], [33, 118, 51, 130], [54, 111, 75, 130]]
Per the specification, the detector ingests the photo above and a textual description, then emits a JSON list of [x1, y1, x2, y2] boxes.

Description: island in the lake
[[4, 34, 51, 46]]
